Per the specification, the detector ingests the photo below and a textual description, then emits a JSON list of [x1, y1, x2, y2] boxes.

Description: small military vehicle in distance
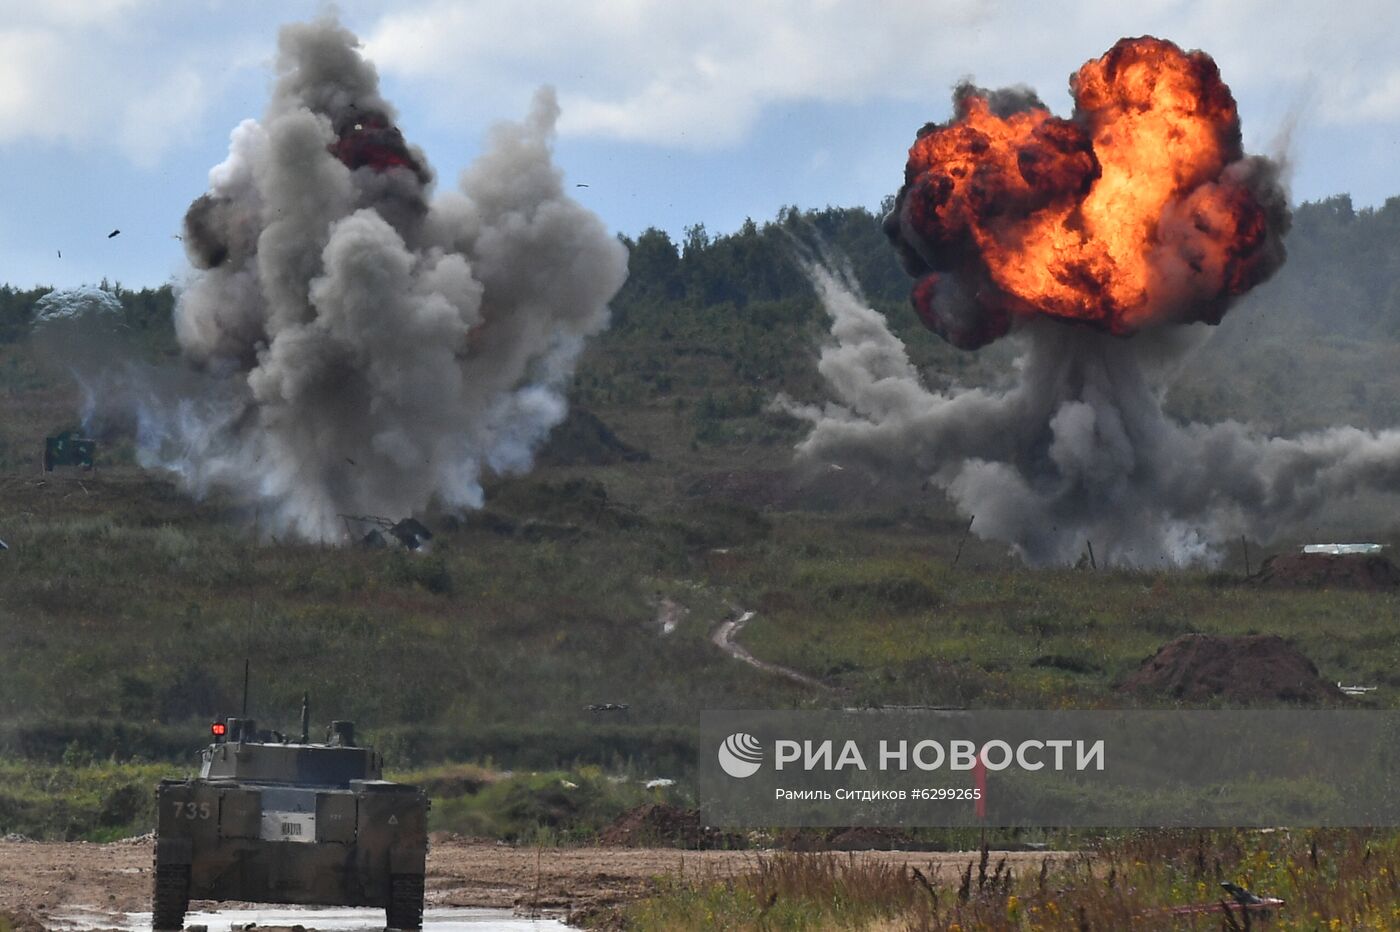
[[43, 431, 96, 472], [153, 705, 428, 930]]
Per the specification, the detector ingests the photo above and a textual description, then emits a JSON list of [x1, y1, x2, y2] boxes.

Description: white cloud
[[365, 0, 993, 147], [0, 0, 1396, 170], [0, 29, 84, 145], [0, 0, 154, 27], [121, 66, 208, 167], [1350, 71, 1400, 122], [364, 0, 1400, 150], [0, 1, 250, 165]]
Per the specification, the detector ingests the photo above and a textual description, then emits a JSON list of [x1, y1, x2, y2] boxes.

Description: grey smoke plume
[[786, 262, 1400, 567], [140, 16, 627, 540]]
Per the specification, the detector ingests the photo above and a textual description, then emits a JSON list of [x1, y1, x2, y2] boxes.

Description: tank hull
[[155, 776, 427, 909]]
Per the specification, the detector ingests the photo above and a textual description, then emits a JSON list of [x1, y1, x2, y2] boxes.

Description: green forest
[[6, 193, 1400, 464]]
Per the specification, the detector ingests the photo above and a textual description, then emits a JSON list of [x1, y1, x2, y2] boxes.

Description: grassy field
[[5, 451, 1394, 760], [1, 444, 1396, 847], [608, 831, 1400, 930], [0, 757, 686, 844]]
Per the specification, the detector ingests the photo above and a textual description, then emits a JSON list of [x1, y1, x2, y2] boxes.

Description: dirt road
[[0, 837, 1068, 924], [711, 610, 831, 691]]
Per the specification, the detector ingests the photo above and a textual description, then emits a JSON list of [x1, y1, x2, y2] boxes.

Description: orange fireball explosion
[[885, 36, 1289, 349]]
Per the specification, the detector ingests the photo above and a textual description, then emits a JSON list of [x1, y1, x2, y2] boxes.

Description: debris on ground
[[1251, 552, 1400, 590], [344, 514, 433, 550], [1119, 634, 1344, 704], [597, 803, 740, 849], [114, 832, 155, 845], [1144, 881, 1285, 920], [388, 517, 432, 549], [1221, 881, 1271, 906]]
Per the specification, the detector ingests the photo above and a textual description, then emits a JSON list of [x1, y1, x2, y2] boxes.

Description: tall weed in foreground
[[611, 830, 1400, 930]]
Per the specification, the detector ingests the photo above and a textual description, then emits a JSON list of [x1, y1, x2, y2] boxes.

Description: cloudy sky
[[2, 0, 1397, 288]]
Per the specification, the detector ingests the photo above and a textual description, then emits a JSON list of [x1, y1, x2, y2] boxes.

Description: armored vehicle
[[153, 709, 428, 930], [43, 431, 96, 472]]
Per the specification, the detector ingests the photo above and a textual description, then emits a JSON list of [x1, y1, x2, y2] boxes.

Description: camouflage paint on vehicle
[[153, 717, 428, 929], [43, 432, 96, 471]]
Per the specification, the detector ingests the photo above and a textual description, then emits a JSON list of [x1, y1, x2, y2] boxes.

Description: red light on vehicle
[[211, 722, 228, 737]]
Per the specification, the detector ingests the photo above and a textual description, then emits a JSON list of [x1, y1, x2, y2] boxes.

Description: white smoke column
[[786, 262, 1400, 567], [149, 16, 627, 540], [32, 286, 123, 326], [30, 286, 127, 430]]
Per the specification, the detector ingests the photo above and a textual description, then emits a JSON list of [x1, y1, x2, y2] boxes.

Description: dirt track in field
[[0, 836, 1070, 925], [711, 609, 831, 691]]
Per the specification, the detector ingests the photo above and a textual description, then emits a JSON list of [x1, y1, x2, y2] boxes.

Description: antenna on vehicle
[[241, 658, 250, 718], [300, 692, 310, 744]]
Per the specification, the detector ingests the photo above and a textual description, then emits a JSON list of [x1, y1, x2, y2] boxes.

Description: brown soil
[[1251, 552, 1400, 590], [0, 837, 1068, 925], [1119, 634, 1344, 704], [596, 803, 740, 850]]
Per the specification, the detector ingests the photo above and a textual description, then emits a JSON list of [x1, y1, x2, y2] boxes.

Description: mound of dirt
[[537, 408, 648, 467], [597, 803, 739, 850], [776, 826, 924, 851], [1120, 634, 1343, 704], [1252, 552, 1400, 590]]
